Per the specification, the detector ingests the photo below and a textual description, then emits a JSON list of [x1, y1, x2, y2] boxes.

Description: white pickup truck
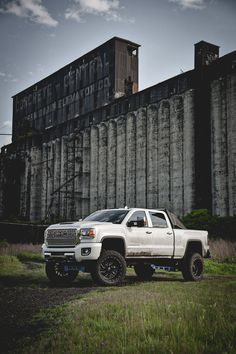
[[42, 208, 210, 285]]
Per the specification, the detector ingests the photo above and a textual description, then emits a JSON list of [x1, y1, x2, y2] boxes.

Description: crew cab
[[42, 208, 210, 285]]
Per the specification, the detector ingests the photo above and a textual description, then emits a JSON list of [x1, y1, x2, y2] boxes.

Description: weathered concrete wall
[[211, 73, 236, 216], [4, 74, 235, 221], [10, 89, 196, 221]]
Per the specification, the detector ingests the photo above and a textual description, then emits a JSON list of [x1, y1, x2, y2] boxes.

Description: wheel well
[[185, 241, 203, 257], [101, 238, 125, 256]]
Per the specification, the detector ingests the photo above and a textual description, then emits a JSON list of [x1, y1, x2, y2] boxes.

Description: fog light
[[81, 248, 91, 256]]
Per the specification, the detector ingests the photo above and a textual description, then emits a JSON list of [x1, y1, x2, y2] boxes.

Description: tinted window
[[127, 211, 147, 227], [149, 212, 168, 228], [84, 210, 129, 224], [167, 211, 186, 229]]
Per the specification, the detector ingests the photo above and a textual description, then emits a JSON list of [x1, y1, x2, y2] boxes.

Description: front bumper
[[42, 242, 102, 263]]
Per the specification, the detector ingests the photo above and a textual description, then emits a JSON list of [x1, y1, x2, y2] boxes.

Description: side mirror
[[127, 219, 145, 228], [127, 220, 133, 227]]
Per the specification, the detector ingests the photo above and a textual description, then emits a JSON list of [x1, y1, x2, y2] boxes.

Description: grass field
[[22, 276, 236, 354], [0, 243, 236, 354]]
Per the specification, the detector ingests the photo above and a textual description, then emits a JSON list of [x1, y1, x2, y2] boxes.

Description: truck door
[[148, 211, 174, 256], [125, 210, 153, 257]]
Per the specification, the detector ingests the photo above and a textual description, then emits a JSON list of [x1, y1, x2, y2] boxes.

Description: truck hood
[[46, 221, 114, 230]]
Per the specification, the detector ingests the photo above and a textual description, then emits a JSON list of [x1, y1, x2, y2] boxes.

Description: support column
[[82, 129, 90, 218], [90, 126, 99, 213], [107, 120, 117, 208], [67, 134, 75, 220], [226, 73, 236, 215], [60, 136, 68, 220], [158, 101, 170, 209], [147, 104, 158, 209], [126, 113, 136, 208], [53, 138, 61, 220], [136, 108, 147, 207], [98, 123, 108, 210], [47, 141, 54, 221], [29, 146, 42, 221], [116, 116, 126, 208], [170, 96, 184, 216], [75, 133, 83, 219], [211, 79, 228, 216], [41, 143, 48, 220], [183, 89, 195, 215]]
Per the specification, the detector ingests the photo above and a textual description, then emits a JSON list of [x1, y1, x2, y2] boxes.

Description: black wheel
[[45, 262, 78, 284], [91, 250, 126, 286], [181, 253, 203, 281], [134, 263, 155, 280]]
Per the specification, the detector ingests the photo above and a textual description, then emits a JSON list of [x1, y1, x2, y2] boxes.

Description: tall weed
[[0, 242, 41, 256]]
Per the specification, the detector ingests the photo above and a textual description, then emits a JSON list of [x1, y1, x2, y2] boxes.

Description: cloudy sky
[[0, 0, 235, 148]]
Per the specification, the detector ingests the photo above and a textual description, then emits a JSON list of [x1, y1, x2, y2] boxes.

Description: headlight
[[79, 228, 96, 239], [44, 229, 48, 245]]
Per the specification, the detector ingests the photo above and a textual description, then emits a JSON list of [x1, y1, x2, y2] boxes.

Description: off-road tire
[[181, 252, 203, 281], [45, 261, 78, 284], [91, 250, 126, 286], [134, 263, 155, 280]]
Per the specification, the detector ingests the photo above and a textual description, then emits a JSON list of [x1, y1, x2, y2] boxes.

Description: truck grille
[[46, 229, 78, 247]]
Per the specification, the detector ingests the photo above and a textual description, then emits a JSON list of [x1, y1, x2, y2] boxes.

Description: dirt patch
[[0, 284, 96, 353]]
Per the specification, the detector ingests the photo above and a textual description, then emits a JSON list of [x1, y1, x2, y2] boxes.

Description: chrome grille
[[46, 229, 78, 247]]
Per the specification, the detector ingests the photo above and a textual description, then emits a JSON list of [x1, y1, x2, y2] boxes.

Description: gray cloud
[[0, 71, 18, 82], [65, 0, 132, 23], [169, 0, 207, 10], [0, 0, 58, 27]]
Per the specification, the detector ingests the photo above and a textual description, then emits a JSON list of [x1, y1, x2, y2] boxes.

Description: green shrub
[[182, 209, 217, 230], [16, 251, 43, 263], [182, 209, 236, 241], [204, 259, 236, 275], [0, 239, 9, 249], [0, 255, 24, 274]]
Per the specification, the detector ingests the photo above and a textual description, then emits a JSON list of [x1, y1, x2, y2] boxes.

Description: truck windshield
[[83, 210, 129, 224]]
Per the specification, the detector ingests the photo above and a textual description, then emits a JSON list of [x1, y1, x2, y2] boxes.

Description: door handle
[[167, 232, 172, 235], [146, 231, 152, 234]]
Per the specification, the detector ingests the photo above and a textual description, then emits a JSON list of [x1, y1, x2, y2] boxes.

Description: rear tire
[[134, 263, 155, 280], [45, 262, 78, 284], [181, 253, 203, 281], [91, 250, 126, 286]]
